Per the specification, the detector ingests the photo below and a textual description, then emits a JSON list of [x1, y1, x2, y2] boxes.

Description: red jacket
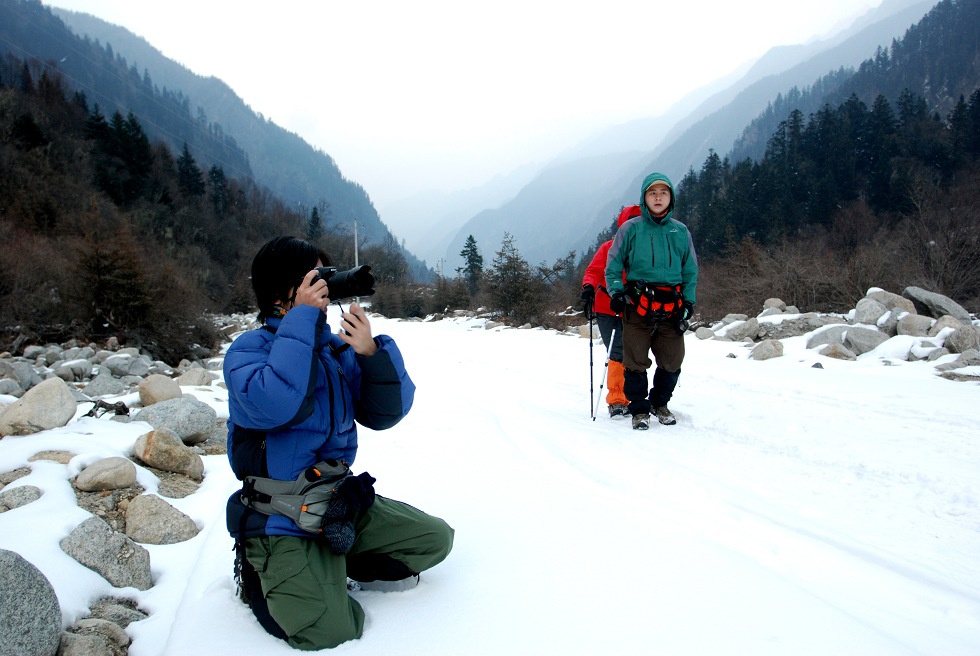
[[582, 205, 641, 316]]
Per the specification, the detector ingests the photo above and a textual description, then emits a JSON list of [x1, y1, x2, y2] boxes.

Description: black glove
[[681, 303, 695, 321], [580, 284, 595, 304], [609, 291, 627, 314], [336, 472, 377, 513], [319, 472, 376, 554]]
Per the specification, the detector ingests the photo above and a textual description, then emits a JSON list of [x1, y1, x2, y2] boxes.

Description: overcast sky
[[43, 0, 883, 209]]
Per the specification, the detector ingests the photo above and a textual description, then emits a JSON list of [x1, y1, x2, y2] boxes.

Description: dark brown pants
[[622, 306, 685, 412]]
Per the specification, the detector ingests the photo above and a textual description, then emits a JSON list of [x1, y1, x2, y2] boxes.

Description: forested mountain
[[437, 0, 937, 272], [0, 0, 429, 280], [672, 0, 980, 312]]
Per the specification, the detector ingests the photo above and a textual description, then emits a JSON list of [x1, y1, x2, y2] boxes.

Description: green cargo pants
[[244, 495, 454, 650]]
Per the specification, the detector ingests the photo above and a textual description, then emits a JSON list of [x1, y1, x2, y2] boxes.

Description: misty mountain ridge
[[29, 4, 430, 279], [22, 0, 942, 279], [434, 0, 938, 274]]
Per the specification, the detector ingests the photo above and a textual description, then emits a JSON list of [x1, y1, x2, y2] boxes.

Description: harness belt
[[239, 459, 352, 535], [629, 283, 684, 320]]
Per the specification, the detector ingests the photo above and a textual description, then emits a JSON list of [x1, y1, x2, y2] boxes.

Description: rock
[[902, 286, 972, 321], [945, 325, 980, 354], [806, 325, 850, 350], [0, 377, 78, 437], [54, 358, 93, 383], [175, 368, 214, 386], [852, 298, 887, 326], [57, 631, 113, 656], [843, 326, 890, 355], [74, 617, 131, 647], [896, 314, 934, 337], [928, 315, 966, 337], [132, 428, 205, 481], [0, 484, 42, 511], [102, 353, 150, 378], [125, 494, 200, 544], [138, 374, 182, 407], [695, 326, 715, 340], [88, 598, 147, 628], [866, 288, 916, 314], [59, 516, 152, 590], [82, 369, 127, 398], [133, 397, 217, 445], [819, 343, 857, 360], [74, 457, 138, 492], [763, 298, 787, 311], [0, 549, 62, 656], [725, 318, 760, 342], [749, 339, 783, 360]]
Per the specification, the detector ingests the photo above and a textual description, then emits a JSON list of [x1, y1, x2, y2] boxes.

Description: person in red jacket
[[581, 205, 642, 418]]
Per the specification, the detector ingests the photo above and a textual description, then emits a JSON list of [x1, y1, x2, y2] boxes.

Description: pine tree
[[176, 143, 205, 198], [457, 234, 483, 295], [306, 206, 323, 243]]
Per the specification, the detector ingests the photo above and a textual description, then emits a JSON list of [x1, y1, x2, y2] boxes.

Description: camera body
[[314, 265, 375, 300]]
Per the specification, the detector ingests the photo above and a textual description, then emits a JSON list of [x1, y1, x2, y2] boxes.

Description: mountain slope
[[1, 0, 429, 278], [441, 0, 935, 271]]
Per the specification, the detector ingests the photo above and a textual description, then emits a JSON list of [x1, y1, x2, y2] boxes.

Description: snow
[[1, 306, 979, 655]]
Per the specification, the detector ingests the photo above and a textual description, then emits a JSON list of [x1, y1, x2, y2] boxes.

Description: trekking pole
[[588, 298, 595, 419], [592, 328, 617, 421]]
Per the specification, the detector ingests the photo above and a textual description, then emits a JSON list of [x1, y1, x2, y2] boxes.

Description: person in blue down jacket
[[224, 236, 454, 650], [605, 172, 699, 431]]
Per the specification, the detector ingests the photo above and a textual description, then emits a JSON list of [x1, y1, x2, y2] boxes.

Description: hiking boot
[[654, 406, 677, 425], [348, 574, 419, 592], [608, 403, 628, 419], [632, 413, 650, 430]]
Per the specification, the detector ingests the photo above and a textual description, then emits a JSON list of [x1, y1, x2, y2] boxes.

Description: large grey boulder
[[133, 397, 217, 445], [138, 374, 182, 407], [866, 288, 916, 314], [843, 326, 890, 355], [902, 286, 972, 321], [945, 327, 980, 354], [749, 339, 783, 361], [0, 377, 77, 437], [132, 428, 205, 481], [806, 325, 850, 350], [59, 517, 152, 591], [852, 298, 887, 326], [125, 494, 200, 545], [0, 549, 63, 656]]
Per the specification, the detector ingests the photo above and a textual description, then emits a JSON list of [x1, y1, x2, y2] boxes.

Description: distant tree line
[[674, 86, 980, 315], [0, 59, 412, 362]]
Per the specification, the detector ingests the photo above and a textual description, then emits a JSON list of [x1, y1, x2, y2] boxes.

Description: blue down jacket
[[224, 304, 415, 539]]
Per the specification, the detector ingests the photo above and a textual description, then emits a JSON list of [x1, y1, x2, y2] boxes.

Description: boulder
[[138, 374, 182, 407], [132, 428, 205, 481], [74, 457, 138, 492], [902, 286, 972, 321], [0, 377, 77, 437], [0, 549, 63, 656], [125, 494, 200, 544], [59, 516, 152, 590]]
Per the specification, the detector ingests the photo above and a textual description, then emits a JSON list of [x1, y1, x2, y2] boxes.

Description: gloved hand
[[336, 472, 377, 513], [319, 472, 376, 554], [580, 284, 595, 304], [681, 303, 695, 321], [609, 291, 627, 314]]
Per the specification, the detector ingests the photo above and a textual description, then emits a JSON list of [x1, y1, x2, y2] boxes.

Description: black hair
[[251, 236, 332, 321]]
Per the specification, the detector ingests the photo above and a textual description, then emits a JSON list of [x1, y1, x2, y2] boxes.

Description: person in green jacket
[[604, 172, 699, 430]]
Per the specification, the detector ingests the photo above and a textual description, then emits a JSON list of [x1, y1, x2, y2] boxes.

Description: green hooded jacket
[[604, 172, 699, 304]]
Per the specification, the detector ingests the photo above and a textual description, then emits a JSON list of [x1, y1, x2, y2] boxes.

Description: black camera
[[313, 265, 375, 300]]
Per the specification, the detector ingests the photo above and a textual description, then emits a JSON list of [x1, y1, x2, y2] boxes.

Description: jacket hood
[[617, 205, 642, 228], [640, 172, 674, 223]]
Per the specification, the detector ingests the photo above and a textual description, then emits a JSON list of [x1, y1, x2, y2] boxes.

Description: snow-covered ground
[[1, 307, 978, 655]]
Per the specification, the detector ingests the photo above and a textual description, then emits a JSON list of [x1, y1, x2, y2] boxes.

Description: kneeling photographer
[[224, 235, 454, 650]]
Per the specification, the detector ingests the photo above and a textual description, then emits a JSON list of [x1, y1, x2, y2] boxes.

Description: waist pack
[[629, 283, 684, 321], [239, 459, 358, 535]]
